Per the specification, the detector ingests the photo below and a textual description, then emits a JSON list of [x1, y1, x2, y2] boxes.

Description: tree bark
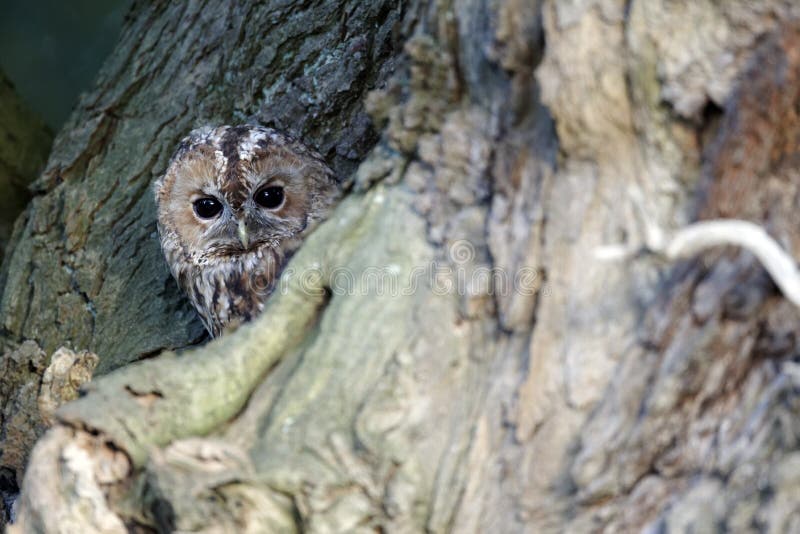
[[0, 70, 53, 527], [4, 0, 800, 532]]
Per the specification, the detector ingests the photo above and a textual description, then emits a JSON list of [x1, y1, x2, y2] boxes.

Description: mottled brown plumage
[[155, 125, 341, 336]]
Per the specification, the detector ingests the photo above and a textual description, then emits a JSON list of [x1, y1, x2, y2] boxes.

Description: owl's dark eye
[[254, 186, 285, 209], [193, 197, 223, 219]]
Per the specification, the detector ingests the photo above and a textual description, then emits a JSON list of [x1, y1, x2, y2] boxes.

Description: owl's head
[[154, 125, 340, 267]]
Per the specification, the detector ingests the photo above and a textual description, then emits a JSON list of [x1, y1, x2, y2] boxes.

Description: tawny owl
[[154, 125, 341, 337]]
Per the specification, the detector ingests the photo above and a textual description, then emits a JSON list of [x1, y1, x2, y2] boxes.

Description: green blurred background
[[0, 0, 130, 130]]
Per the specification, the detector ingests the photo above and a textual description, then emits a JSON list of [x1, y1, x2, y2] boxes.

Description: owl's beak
[[237, 218, 249, 249]]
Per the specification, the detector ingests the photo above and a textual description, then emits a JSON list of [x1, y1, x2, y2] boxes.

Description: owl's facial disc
[[199, 206, 280, 256], [156, 124, 341, 336]]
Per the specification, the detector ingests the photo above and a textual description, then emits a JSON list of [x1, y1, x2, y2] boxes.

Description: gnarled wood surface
[[3, 0, 800, 532]]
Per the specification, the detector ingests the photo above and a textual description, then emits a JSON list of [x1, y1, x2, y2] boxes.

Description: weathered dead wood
[[5, 0, 800, 533]]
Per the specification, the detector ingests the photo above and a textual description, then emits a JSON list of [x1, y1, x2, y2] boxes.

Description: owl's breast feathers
[[177, 246, 282, 337]]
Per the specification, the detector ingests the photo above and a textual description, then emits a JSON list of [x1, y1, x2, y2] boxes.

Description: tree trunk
[[4, 0, 800, 532]]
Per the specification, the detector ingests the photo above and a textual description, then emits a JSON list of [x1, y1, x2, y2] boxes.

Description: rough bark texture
[[0, 70, 53, 526], [4, 0, 800, 532]]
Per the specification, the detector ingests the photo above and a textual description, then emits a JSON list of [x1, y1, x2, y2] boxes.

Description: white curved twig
[[595, 219, 800, 308], [662, 220, 800, 307]]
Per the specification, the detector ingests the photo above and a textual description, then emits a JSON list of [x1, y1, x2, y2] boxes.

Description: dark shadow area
[[0, 0, 130, 130]]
